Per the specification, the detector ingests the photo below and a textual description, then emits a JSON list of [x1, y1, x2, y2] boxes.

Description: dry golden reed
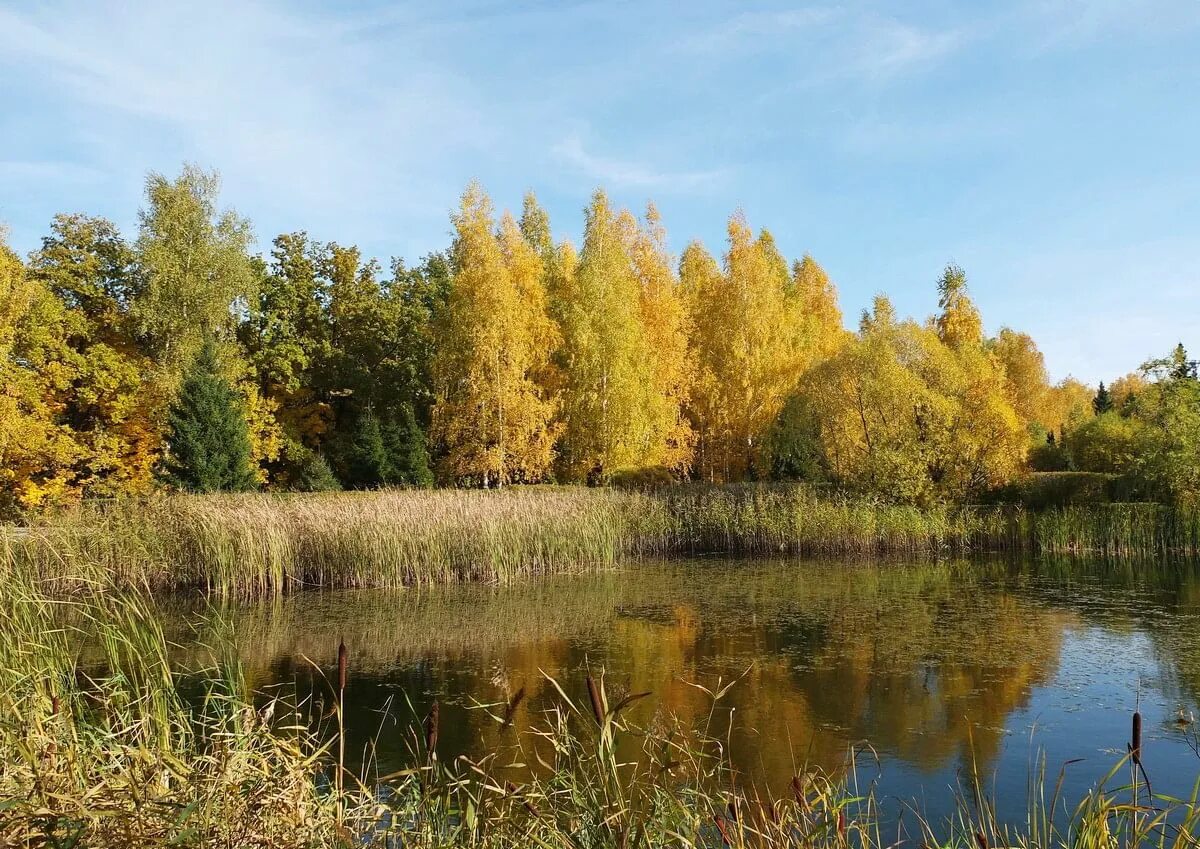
[[3, 485, 1198, 599]]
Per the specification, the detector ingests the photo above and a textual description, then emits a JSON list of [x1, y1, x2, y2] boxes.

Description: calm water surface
[[173, 558, 1200, 824]]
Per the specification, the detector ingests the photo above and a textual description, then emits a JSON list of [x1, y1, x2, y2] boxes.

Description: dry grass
[[3, 486, 1198, 598]]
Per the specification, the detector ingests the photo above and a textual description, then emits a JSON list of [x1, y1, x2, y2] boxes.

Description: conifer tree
[[339, 407, 389, 489], [163, 340, 257, 492], [381, 405, 434, 487], [295, 451, 341, 492], [1092, 381, 1114, 414]]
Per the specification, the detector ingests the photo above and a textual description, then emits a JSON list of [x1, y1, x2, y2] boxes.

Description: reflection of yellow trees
[[174, 560, 1073, 787]]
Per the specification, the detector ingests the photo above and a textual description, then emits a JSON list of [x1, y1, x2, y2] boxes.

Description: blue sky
[[2, 0, 1198, 384]]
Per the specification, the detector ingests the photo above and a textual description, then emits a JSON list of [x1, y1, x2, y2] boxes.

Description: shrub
[[985, 471, 1116, 509], [609, 466, 676, 489]]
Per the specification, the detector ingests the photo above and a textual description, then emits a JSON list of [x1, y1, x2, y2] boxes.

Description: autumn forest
[[2, 164, 1197, 518]]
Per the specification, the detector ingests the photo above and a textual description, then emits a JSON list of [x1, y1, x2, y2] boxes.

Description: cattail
[[791, 775, 805, 806], [1131, 710, 1142, 764], [586, 674, 605, 725], [975, 830, 988, 849], [426, 700, 440, 758], [337, 638, 348, 693], [713, 814, 732, 847], [506, 780, 538, 818], [501, 686, 526, 730], [837, 810, 846, 840]]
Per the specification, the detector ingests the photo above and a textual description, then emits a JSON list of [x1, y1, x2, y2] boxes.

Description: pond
[[170, 557, 1200, 827]]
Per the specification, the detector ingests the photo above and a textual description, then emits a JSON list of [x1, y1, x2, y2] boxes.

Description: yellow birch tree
[[431, 185, 558, 486]]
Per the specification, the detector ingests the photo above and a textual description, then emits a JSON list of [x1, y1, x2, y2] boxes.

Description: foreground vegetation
[[3, 554, 1198, 848], [5, 486, 1200, 596]]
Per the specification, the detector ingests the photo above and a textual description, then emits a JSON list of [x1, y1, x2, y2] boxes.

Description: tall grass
[[3, 555, 1198, 848], [3, 486, 1199, 596]]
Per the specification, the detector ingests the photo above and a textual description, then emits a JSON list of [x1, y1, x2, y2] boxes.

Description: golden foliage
[[431, 185, 560, 486], [684, 215, 809, 481]]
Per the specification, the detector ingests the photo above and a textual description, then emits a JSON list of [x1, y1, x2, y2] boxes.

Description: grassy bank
[[2, 559, 1196, 848], [4, 486, 1200, 595]]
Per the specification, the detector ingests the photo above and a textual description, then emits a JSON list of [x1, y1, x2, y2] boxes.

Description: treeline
[[1, 164, 1196, 515]]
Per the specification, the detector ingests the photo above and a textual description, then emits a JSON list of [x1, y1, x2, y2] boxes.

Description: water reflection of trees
[[1003, 557, 1200, 717], [169, 559, 1073, 786]]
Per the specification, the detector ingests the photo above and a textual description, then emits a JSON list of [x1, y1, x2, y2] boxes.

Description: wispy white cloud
[[1016, 0, 1200, 51], [849, 16, 965, 81], [676, 7, 838, 53], [674, 6, 967, 85], [0, 1, 490, 249], [553, 134, 728, 192]]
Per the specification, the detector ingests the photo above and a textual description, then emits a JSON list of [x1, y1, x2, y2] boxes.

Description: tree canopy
[[2, 166, 1195, 512]]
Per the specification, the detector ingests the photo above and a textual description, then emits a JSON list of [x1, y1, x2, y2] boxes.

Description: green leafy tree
[[240, 232, 334, 445], [1129, 345, 1200, 502], [163, 340, 257, 492], [27, 214, 162, 498], [387, 252, 453, 427], [134, 164, 256, 377], [1069, 411, 1146, 474]]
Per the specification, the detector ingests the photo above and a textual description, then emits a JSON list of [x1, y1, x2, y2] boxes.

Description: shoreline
[[4, 485, 1199, 598]]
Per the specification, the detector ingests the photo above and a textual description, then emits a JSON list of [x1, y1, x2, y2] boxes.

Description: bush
[[293, 450, 341, 492], [609, 466, 677, 489], [984, 472, 1116, 509]]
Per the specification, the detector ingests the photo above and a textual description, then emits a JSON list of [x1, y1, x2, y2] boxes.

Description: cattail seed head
[[586, 675, 605, 726], [501, 686, 526, 730], [337, 638, 348, 693], [1131, 710, 1142, 763], [713, 814, 732, 847], [426, 700, 440, 757]]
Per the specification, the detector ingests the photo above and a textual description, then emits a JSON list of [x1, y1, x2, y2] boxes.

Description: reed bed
[[3, 486, 1199, 597], [3, 555, 1197, 848]]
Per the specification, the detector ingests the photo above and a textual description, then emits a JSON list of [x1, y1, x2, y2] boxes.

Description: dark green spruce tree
[[164, 339, 258, 492], [382, 404, 434, 487], [1092, 381, 1113, 414], [340, 407, 390, 488]]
